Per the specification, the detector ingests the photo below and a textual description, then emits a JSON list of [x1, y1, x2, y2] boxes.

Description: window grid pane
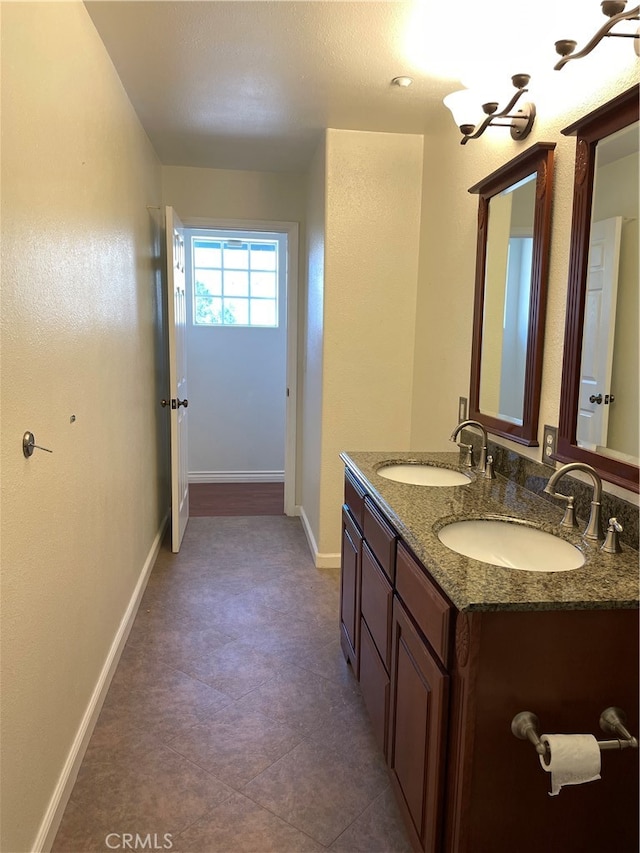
[[250, 298, 277, 326], [192, 236, 279, 326]]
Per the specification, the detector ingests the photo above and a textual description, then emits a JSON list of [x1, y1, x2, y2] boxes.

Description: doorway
[[182, 219, 299, 516]]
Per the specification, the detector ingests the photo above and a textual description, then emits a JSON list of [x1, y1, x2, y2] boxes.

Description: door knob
[[589, 393, 603, 404], [161, 398, 189, 408], [604, 394, 615, 405]]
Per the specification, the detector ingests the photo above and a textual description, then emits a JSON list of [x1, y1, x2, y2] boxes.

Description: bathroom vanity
[[339, 451, 639, 853]]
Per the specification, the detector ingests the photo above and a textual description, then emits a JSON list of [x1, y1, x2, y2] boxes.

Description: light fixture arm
[[460, 82, 535, 146], [554, 3, 640, 69]]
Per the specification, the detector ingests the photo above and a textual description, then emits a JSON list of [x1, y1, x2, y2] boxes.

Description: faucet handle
[[601, 517, 623, 554], [457, 442, 474, 468], [559, 494, 578, 529], [483, 454, 495, 480], [547, 491, 579, 529]]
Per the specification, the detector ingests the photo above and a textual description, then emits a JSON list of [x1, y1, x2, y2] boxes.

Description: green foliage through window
[[191, 237, 279, 327]]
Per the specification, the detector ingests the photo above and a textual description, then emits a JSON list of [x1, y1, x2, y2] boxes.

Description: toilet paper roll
[[539, 734, 601, 796]]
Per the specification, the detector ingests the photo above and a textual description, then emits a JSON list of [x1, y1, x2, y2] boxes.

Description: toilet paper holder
[[511, 707, 638, 765]]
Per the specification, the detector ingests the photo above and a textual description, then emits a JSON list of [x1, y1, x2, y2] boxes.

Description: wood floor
[[189, 482, 284, 516]]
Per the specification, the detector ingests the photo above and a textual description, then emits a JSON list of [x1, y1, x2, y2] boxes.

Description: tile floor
[[52, 516, 412, 853]]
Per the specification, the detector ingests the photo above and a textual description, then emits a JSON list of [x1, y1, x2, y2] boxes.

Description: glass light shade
[[443, 89, 481, 129]]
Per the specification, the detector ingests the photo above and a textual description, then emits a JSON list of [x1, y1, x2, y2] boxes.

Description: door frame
[[182, 216, 299, 516]]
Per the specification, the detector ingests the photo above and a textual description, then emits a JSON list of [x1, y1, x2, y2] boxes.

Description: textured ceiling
[[85, 0, 459, 172], [85, 0, 608, 173]]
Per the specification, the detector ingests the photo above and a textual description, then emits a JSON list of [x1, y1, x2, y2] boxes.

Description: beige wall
[[0, 5, 167, 851], [304, 129, 423, 563], [161, 164, 307, 224], [411, 57, 639, 505]]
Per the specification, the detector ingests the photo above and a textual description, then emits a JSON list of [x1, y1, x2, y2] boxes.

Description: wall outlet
[[458, 397, 468, 423], [543, 424, 558, 463]]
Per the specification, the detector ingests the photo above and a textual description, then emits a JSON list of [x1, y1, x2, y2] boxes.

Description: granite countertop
[[341, 450, 640, 613]]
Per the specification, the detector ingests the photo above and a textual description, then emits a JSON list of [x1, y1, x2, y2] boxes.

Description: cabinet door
[[388, 597, 449, 853], [361, 541, 393, 670], [340, 507, 361, 675], [359, 618, 390, 756]]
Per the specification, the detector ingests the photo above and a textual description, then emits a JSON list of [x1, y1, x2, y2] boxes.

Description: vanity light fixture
[[554, 1, 640, 69], [443, 74, 536, 146]]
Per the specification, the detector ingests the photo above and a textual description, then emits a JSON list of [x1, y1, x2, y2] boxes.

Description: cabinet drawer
[[342, 503, 361, 550], [360, 542, 393, 671], [359, 617, 390, 757], [344, 469, 366, 530], [396, 542, 451, 667], [363, 498, 397, 583]]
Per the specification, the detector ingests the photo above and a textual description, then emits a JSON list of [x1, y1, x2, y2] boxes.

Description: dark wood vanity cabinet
[[340, 468, 367, 675], [388, 596, 449, 853], [357, 498, 396, 755], [340, 505, 362, 676], [339, 470, 639, 853], [388, 543, 452, 853], [339, 472, 451, 848], [445, 606, 639, 853]]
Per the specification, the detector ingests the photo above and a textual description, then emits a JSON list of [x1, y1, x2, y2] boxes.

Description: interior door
[[577, 217, 622, 450], [166, 206, 189, 552]]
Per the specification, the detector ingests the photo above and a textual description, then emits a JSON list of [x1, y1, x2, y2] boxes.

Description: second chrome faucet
[[544, 462, 603, 542], [449, 422, 615, 548], [450, 419, 492, 477]]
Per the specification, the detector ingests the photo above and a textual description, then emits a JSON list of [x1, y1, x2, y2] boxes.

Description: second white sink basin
[[437, 519, 585, 572], [377, 463, 472, 487]]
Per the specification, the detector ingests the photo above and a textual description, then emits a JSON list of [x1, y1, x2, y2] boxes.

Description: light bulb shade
[[443, 89, 481, 130]]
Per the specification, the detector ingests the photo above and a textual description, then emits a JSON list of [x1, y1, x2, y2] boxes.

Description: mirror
[[558, 85, 639, 493], [468, 142, 556, 445]]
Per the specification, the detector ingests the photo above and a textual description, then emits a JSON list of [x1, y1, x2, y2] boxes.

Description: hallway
[[52, 516, 412, 852]]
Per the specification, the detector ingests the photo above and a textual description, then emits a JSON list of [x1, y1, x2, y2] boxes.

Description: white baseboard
[[316, 552, 341, 569], [299, 506, 341, 569], [36, 514, 169, 853], [189, 470, 284, 484]]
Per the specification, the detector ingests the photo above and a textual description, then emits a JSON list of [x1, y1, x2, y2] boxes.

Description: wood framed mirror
[[468, 142, 555, 445], [557, 85, 639, 493]]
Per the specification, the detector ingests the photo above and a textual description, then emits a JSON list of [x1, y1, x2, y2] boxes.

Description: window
[[192, 237, 279, 326]]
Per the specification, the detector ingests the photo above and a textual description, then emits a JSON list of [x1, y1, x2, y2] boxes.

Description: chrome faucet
[[450, 419, 489, 474], [543, 462, 603, 542]]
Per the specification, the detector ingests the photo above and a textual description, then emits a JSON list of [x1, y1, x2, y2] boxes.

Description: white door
[[576, 217, 622, 450], [166, 206, 189, 552]]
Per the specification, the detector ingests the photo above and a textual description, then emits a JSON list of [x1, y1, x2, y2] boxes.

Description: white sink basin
[[377, 463, 472, 487], [437, 519, 585, 572]]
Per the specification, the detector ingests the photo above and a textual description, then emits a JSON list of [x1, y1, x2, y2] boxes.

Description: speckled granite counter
[[341, 450, 640, 613]]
